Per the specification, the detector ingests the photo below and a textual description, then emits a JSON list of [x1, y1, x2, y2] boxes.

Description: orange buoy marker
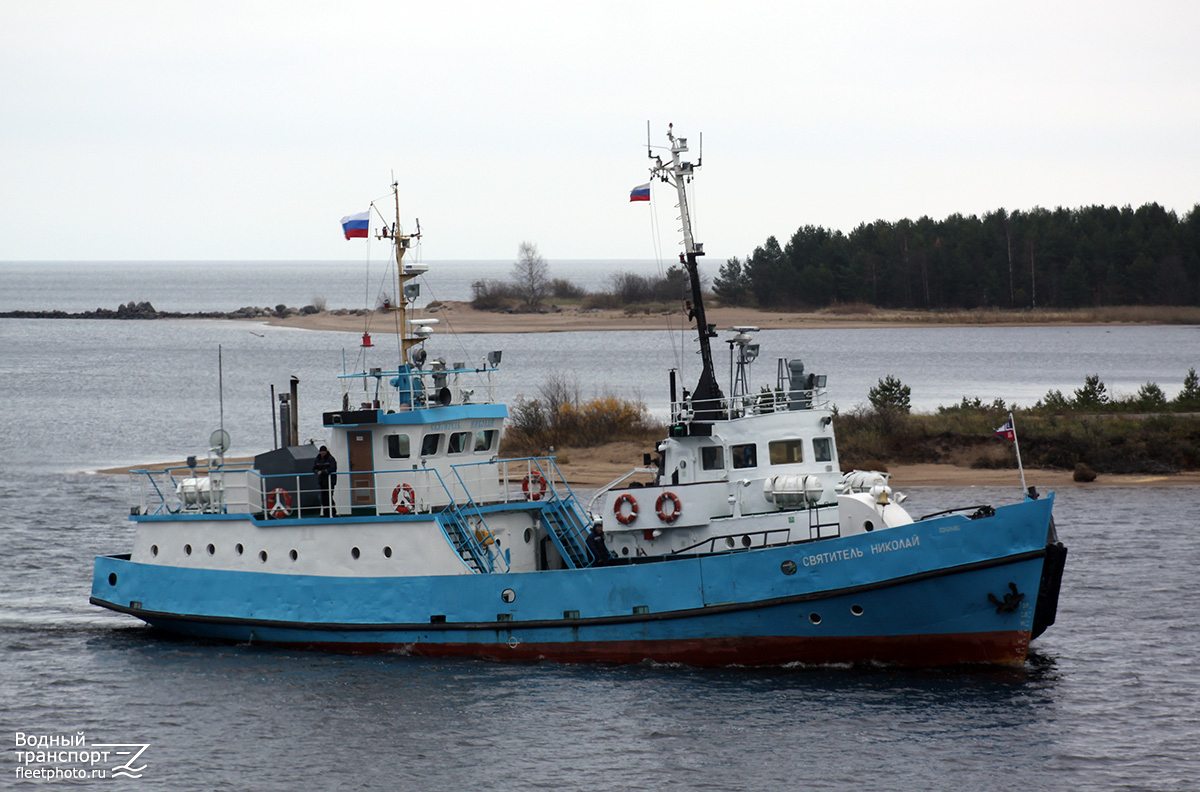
[[362, 332, 373, 347]]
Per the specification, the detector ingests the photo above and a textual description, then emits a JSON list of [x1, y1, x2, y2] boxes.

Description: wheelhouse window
[[474, 429, 497, 452], [813, 437, 834, 463], [731, 443, 757, 469], [386, 433, 410, 459], [420, 433, 442, 457], [701, 446, 725, 470], [447, 431, 472, 455], [769, 439, 804, 465]]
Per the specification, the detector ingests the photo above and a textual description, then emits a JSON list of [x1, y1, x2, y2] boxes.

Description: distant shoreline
[[7, 301, 1198, 335]]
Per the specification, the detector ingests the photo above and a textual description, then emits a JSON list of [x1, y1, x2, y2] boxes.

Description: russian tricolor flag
[[341, 210, 370, 240], [629, 183, 650, 202]]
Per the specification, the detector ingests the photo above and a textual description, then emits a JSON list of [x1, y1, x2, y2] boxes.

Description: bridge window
[[386, 433, 411, 459], [421, 433, 442, 456], [701, 446, 724, 470], [813, 437, 834, 462], [474, 429, 497, 452], [769, 439, 804, 465], [448, 431, 472, 454], [731, 443, 757, 469]]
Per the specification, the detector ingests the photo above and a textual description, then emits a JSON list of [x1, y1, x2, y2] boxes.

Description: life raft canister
[[614, 493, 639, 525], [522, 472, 548, 501], [655, 491, 682, 524], [267, 488, 292, 519], [392, 483, 416, 514]]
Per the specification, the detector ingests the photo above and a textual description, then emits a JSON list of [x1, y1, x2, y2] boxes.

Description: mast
[[649, 124, 723, 419], [380, 181, 424, 364]]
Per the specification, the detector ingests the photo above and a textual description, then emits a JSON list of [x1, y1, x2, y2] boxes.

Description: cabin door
[[347, 431, 376, 511]]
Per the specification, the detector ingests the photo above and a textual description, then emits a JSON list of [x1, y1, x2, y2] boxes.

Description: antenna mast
[[649, 123, 723, 419], [380, 180, 424, 363]]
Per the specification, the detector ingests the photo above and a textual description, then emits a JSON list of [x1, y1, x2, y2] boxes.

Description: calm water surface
[[3, 481, 1197, 790]]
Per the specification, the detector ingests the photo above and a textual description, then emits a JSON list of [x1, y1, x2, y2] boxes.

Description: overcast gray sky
[[3, 1, 1198, 264]]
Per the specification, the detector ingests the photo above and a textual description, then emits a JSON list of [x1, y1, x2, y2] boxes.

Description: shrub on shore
[[837, 370, 1200, 475], [501, 374, 662, 457]]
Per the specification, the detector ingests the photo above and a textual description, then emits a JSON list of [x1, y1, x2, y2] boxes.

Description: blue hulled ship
[[91, 127, 1066, 666]]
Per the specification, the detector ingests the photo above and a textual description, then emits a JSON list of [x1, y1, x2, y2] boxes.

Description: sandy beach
[[260, 301, 1155, 336]]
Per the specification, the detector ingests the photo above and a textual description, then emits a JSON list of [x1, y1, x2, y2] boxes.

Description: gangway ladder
[[539, 498, 593, 569], [436, 510, 491, 573]]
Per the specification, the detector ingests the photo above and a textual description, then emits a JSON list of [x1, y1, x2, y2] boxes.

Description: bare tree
[[512, 241, 549, 308]]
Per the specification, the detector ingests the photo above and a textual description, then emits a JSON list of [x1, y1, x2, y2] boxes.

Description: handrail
[[586, 467, 658, 516], [670, 388, 830, 424], [671, 527, 799, 556]]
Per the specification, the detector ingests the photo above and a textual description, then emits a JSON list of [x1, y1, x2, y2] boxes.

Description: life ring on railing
[[267, 488, 292, 519], [655, 491, 682, 524], [522, 472, 548, 501], [392, 483, 416, 514], [613, 493, 639, 525]]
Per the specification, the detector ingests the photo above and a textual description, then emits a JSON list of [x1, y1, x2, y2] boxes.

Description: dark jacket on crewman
[[313, 453, 337, 485]]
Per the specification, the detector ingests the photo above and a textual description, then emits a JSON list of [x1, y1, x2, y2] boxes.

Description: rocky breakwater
[[0, 301, 370, 320]]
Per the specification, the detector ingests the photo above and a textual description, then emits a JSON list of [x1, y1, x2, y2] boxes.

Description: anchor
[[988, 582, 1025, 614]]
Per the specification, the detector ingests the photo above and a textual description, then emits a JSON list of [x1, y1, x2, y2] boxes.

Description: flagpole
[[1009, 410, 1028, 495]]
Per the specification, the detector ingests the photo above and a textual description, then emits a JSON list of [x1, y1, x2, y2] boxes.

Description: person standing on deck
[[313, 445, 338, 517], [586, 522, 613, 565]]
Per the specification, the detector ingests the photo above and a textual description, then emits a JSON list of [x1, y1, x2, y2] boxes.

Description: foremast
[[378, 181, 424, 364], [649, 124, 724, 420]]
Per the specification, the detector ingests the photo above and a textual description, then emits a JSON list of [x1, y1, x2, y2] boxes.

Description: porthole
[[523, 527, 533, 544], [184, 544, 192, 555], [289, 549, 298, 562], [108, 573, 117, 586], [351, 546, 361, 559], [259, 550, 268, 563], [741, 535, 752, 547], [236, 543, 244, 555], [781, 560, 797, 575], [863, 520, 875, 532], [621, 546, 630, 556], [725, 537, 735, 549], [383, 546, 393, 558], [809, 613, 822, 625], [851, 605, 864, 616], [207, 543, 216, 556], [501, 588, 516, 603], [150, 544, 158, 557]]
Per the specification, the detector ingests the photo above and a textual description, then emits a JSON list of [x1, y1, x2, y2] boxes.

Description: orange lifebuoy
[[267, 488, 292, 519], [655, 491, 682, 524], [614, 493, 639, 525], [392, 483, 416, 514], [522, 472, 548, 501]]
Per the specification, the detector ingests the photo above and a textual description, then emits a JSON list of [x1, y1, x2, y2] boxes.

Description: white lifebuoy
[[655, 491, 682, 524], [392, 483, 416, 514], [267, 488, 292, 519], [614, 493, 639, 526], [522, 472, 548, 501]]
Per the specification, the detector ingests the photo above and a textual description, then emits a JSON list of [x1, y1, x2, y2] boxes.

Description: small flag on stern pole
[[994, 412, 1028, 495], [629, 183, 650, 202], [340, 210, 370, 239]]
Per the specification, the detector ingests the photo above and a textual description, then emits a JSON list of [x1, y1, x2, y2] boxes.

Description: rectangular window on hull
[[421, 433, 442, 457], [813, 437, 834, 462], [731, 443, 757, 469], [769, 439, 804, 465], [386, 434, 410, 459], [701, 446, 724, 470]]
